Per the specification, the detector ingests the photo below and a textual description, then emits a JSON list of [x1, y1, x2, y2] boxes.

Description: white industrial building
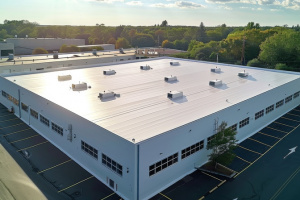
[[0, 58, 299, 200], [77, 44, 115, 51], [6, 38, 85, 55]]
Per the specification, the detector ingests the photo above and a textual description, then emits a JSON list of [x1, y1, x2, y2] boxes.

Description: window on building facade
[[255, 110, 264, 120], [51, 122, 63, 136], [229, 124, 237, 132], [276, 100, 284, 108], [40, 115, 50, 127], [285, 95, 293, 103], [181, 140, 204, 159], [81, 140, 98, 159], [102, 153, 123, 176], [30, 109, 38, 119], [294, 92, 300, 99], [2, 90, 19, 105], [21, 103, 29, 112], [149, 153, 178, 176], [207, 134, 216, 145], [239, 117, 250, 128], [266, 104, 274, 114]]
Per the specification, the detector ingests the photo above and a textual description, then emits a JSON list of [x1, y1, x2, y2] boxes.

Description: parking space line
[[236, 155, 252, 164], [202, 171, 223, 182], [100, 192, 115, 200], [237, 145, 262, 155], [287, 113, 300, 117], [234, 123, 300, 179], [57, 175, 94, 193], [281, 116, 300, 123], [258, 132, 281, 140], [0, 123, 23, 129], [2, 128, 32, 137], [294, 109, 300, 112], [266, 127, 288, 134], [273, 121, 296, 128], [270, 166, 300, 200], [37, 159, 72, 174], [10, 134, 39, 144], [17, 141, 49, 152], [199, 196, 205, 200], [248, 137, 272, 147], [160, 193, 172, 200], [0, 118, 19, 123], [0, 114, 13, 118]]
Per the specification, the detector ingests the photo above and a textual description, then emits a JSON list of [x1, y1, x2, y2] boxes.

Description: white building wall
[[0, 42, 14, 56], [0, 77, 137, 200], [6, 38, 85, 55], [138, 78, 300, 200]]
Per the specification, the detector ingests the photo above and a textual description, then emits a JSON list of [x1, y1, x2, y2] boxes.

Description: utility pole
[[241, 36, 246, 65], [217, 53, 219, 63]]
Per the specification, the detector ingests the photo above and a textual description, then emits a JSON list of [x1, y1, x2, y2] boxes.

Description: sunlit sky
[[1, 0, 299, 26]]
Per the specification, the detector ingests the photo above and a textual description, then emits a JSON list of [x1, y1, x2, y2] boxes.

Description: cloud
[[126, 1, 143, 6], [257, 0, 275, 4], [151, 1, 203, 8], [219, 5, 233, 9], [86, 0, 124, 3]]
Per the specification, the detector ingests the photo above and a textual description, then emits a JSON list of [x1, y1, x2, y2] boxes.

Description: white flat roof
[[5, 58, 300, 143]]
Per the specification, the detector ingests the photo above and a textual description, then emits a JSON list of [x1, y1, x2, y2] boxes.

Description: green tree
[[207, 122, 238, 167], [160, 20, 168, 27], [32, 48, 48, 54], [59, 44, 80, 53], [115, 37, 130, 49], [132, 33, 155, 47], [197, 22, 207, 42], [161, 40, 174, 48], [247, 58, 265, 67]]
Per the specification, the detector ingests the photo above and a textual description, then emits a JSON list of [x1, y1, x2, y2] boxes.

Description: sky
[[1, 0, 299, 27]]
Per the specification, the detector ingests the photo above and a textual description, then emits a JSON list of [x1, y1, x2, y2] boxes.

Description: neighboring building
[[0, 49, 136, 74], [0, 42, 14, 57], [0, 57, 299, 200], [6, 38, 85, 55], [77, 44, 115, 51], [136, 48, 187, 58]]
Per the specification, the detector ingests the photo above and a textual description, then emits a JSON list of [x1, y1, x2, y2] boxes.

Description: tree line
[[0, 20, 299, 71]]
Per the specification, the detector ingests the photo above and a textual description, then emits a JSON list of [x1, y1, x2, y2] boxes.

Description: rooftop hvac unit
[[58, 75, 72, 81], [119, 48, 125, 54], [164, 75, 177, 82], [140, 65, 151, 70], [238, 71, 249, 77], [167, 91, 183, 99], [92, 49, 97, 56], [72, 82, 87, 90], [8, 54, 14, 60], [170, 61, 179, 66], [209, 79, 222, 87], [99, 90, 115, 99], [103, 69, 116, 75], [211, 67, 221, 73], [53, 51, 58, 59]]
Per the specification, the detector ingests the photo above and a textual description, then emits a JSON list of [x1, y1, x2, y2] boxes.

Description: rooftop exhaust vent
[[98, 90, 117, 99], [211, 67, 221, 73], [167, 91, 183, 99], [119, 48, 125, 54], [8, 54, 14, 60], [72, 82, 87, 90], [140, 65, 151, 70], [53, 51, 58, 59], [209, 79, 222, 87], [58, 75, 72, 81], [92, 49, 97, 56], [103, 69, 116, 75], [238, 71, 249, 77], [165, 75, 177, 82], [170, 61, 179, 66]]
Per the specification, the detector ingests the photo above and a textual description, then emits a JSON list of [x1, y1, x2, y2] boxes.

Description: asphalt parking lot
[[1, 103, 300, 200]]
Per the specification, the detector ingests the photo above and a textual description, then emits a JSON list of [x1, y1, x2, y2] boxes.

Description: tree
[[161, 40, 174, 48], [247, 58, 265, 67], [197, 22, 207, 42], [59, 44, 80, 53], [115, 37, 130, 49], [207, 121, 238, 167], [132, 33, 155, 47], [160, 20, 168, 27], [32, 48, 48, 54]]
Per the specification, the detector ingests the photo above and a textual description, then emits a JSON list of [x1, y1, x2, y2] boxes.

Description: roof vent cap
[[103, 69, 116, 75], [72, 82, 87, 90], [140, 65, 151, 70], [99, 90, 115, 99], [211, 67, 221, 73], [58, 75, 72, 81], [209, 79, 222, 87], [167, 91, 183, 99], [170, 61, 179, 66], [238, 70, 249, 77], [53, 51, 58, 59], [165, 75, 177, 82], [92, 49, 97, 56], [8, 54, 14, 60]]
